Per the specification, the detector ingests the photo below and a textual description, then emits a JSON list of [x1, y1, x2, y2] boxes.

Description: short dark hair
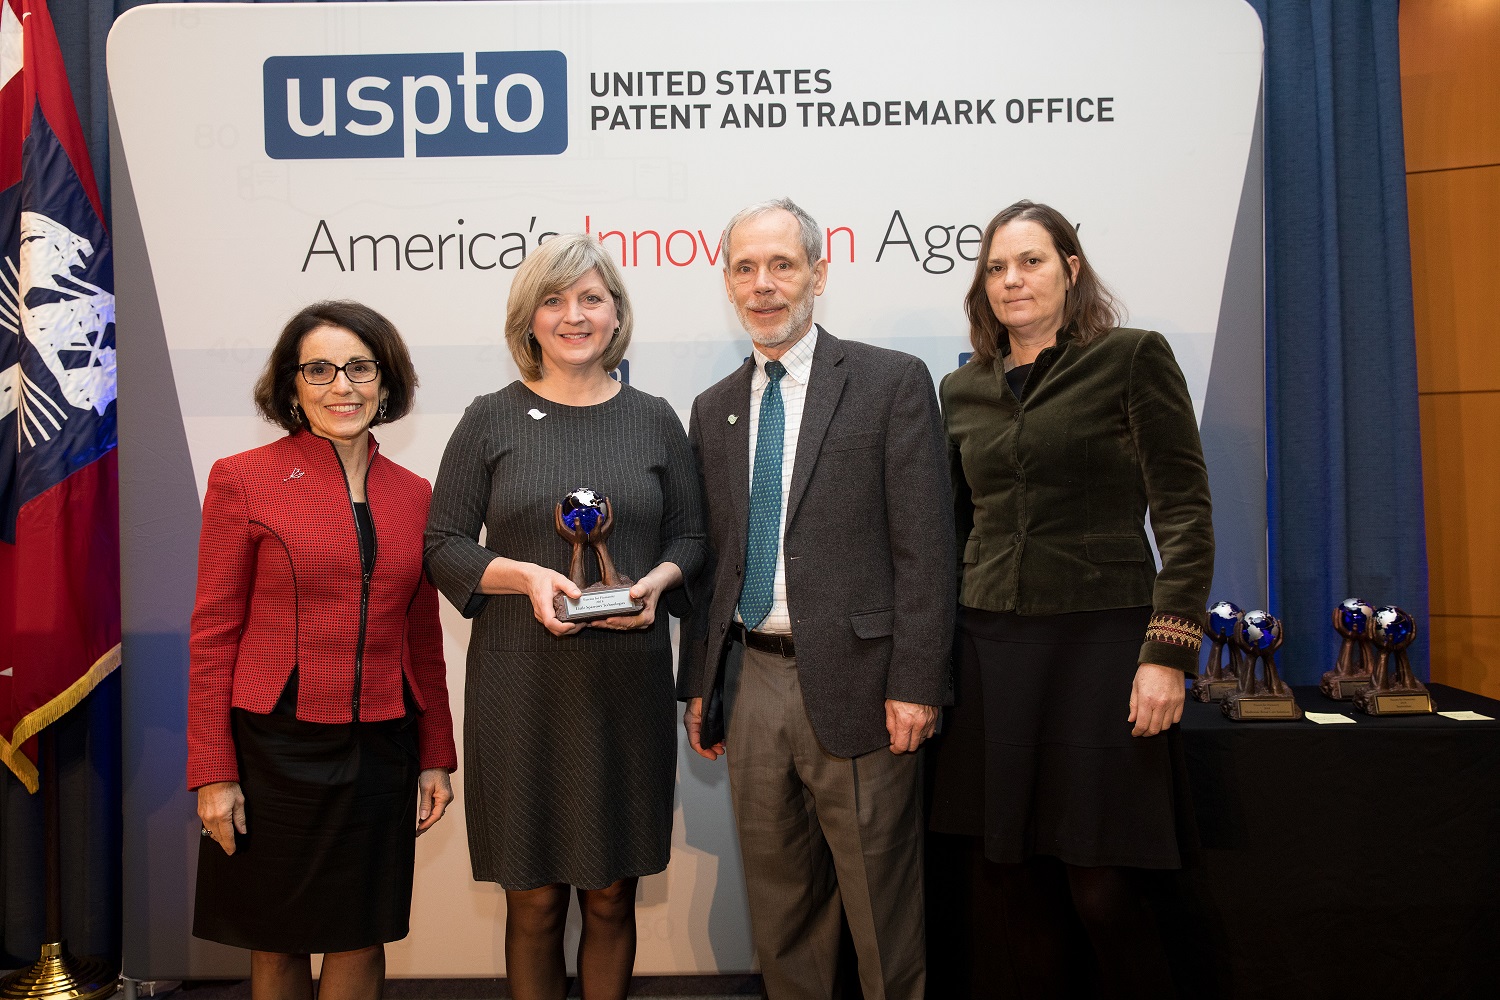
[[252, 300, 419, 432], [963, 200, 1122, 365]]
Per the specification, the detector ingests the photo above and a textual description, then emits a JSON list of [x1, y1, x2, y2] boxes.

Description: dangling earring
[[377, 398, 388, 420], [290, 401, 301, 423]]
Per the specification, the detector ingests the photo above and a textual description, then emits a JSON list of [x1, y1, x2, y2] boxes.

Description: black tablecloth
[[1167, 682, 1500, 999], [927, 683, 1500, 1000]]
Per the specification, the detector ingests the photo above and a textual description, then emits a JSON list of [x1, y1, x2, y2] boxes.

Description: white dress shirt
[[738, 325, 818, 635]]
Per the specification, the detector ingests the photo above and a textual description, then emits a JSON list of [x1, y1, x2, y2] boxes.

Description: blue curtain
[[1246, 0, 1429, 684]]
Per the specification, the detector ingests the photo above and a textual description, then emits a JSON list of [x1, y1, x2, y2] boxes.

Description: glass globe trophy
[[1222, 610, 1304, 721], [551, 487, 644, 623], [1321, 598, 1375, 700], [1353, 606, 1434, 716], [1192, 600, 1244, 702]]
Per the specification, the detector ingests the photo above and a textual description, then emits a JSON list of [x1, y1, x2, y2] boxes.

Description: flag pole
[[0, 730, 116, 1000]]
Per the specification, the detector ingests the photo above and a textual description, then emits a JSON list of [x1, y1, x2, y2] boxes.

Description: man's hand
[[1128, 663, 1186, 737], [885, 699, 938, 753], [684, 697, 725, 760]]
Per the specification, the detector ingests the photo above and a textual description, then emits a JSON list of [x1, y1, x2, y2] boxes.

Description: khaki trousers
[[724, 643, 926, 1000]]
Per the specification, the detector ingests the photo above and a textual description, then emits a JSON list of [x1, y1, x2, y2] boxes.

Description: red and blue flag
[[0, 0, 120, 792]]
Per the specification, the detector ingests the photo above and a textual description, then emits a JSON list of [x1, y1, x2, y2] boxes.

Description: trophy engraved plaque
[[1192, 600, 1244, 702], [1222, 610, 1304, 721], [1321, 598, 1375, 700], [551, 487, 644, 623], [1354, 606, 1433, 716]]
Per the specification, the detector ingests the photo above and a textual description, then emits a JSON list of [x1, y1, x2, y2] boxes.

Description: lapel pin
[[728, 414, 738, 425], [528, 408, 546, 420], [283, 468, 304, 482]]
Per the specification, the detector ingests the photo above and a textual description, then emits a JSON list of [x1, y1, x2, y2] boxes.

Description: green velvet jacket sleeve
[[1126, 332, 1215, 673]]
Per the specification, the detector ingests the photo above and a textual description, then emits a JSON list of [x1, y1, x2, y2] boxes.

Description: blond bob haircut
[[504, 234, 634, 381]]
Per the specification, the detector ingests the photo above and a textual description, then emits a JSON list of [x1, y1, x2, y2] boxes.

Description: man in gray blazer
[[679, 198, 955, 1000]]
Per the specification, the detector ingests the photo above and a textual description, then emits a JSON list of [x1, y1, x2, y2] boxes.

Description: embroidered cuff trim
[[1146, 613, 1202, 652]]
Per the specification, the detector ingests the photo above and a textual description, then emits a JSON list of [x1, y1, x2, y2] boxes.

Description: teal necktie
[[739, 360, 787, 630]]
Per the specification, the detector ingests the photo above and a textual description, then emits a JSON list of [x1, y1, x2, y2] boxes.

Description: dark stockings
[[576, 878, 638, 999], [251, 951, 312, 1000], [504, 878, 639, 1000], [1064, 864, 1175, 999], [505, 885, 569, 1000], [250, 945, 384, 1000], [994, 857, 1176, 1000]]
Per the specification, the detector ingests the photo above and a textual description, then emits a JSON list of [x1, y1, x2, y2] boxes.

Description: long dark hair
[[963, 200, 1122, 365]]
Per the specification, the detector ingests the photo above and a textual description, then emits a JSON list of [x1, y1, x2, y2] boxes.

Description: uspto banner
[[110, 0, 1264, 980]]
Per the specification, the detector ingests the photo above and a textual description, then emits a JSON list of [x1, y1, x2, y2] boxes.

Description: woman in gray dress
[[425, 234, 705, 1000]]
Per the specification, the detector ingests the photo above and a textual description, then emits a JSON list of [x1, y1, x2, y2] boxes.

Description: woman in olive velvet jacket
[[927, 200, 1213, 999]]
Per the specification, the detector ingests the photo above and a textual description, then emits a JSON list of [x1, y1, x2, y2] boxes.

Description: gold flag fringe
[[0, 644, 122, 793]]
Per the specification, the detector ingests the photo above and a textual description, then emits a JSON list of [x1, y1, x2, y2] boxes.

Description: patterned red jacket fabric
[[186, 429, 457, 790]]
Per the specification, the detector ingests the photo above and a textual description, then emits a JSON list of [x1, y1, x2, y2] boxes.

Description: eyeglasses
[[298, 360, 380, 385]]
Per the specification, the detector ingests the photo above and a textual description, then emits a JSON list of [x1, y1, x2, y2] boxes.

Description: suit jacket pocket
[[850, 608, 895, 639], [1085, 535, 1147, 563], [963, 536, 981, 565], [824, 431, 883, 453]]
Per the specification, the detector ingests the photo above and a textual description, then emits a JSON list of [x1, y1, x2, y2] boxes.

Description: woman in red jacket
[[187, 301, 457, 1000]]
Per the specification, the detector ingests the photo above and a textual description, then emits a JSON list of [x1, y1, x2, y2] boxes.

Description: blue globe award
[[1192, 600, 1244, 702], [1222, 610, 1304, 721], [1320, 598, 1375, 700], [1353, 606, 1433, 715], [551, 487, 645, 623]]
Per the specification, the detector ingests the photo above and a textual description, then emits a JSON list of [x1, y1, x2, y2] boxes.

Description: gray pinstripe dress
[[425, 382, 706, 890]]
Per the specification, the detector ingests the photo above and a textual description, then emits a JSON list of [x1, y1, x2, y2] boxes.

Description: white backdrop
[[111, 0, 1263, 979]]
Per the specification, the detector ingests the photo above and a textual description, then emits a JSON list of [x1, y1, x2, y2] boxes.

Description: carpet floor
[[121, 975, 765, 999]]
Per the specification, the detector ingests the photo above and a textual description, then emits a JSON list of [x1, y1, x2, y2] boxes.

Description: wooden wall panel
[[1406, 166, 1500, 394], [1419, 393, 1500, 618], [1404, 1, 1500, 698], [1429, 615, 1500, 697], [1400, 0, 1500, 173]]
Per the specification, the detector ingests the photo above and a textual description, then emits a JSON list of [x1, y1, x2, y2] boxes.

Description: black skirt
[[193, 705, 420, 953], [927, 605, 1185, 869]]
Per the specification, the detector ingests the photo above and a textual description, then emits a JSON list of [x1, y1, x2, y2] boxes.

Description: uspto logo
[[263, 51, 567, 160]]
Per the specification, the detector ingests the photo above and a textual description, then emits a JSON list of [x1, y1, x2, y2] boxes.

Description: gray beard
[[743, 294, 816, 353]]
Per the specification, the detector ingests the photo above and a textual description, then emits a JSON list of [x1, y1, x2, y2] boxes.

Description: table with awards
[[1164, 682, 1500, 999], [926, 599, 1500, 999]]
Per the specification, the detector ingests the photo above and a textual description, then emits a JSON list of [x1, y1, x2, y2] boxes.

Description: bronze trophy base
[[553, 579, 644, 623], [1192, 677, 1240, 703], [1354, 687, 1434, 716], [1320, 671, 1373, 701], [1222, 691, 1304, 721]]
